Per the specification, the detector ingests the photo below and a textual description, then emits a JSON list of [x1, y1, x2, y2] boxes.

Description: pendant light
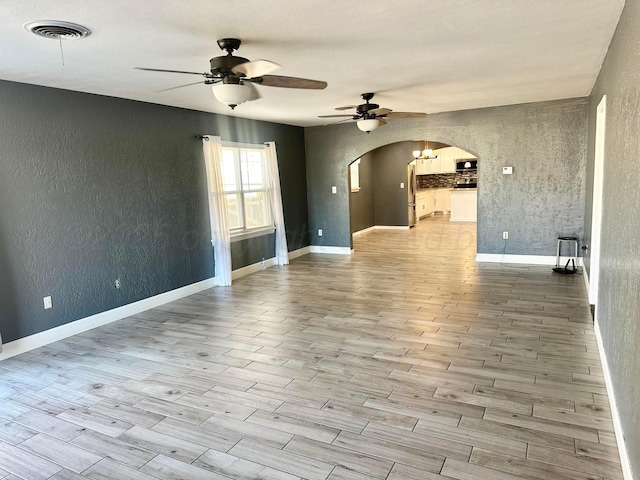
[[413, 141, 433, 159]]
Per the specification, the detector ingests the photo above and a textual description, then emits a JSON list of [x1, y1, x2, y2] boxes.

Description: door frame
[[589, 95, 606, 306]]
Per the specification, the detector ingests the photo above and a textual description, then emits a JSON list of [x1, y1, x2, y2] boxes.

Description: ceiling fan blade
[[378, 118, 388, 126], [232, 59, 281, 78], [136, 67, 208, 76], [385, 111, 427, 118], [250, 75, 327, 89], [245, 82, 262, 101], [334, 105, 356, 111], [155, 80, 205, 93], [318, 114, 355, 118], [369, 108, 392, 116]]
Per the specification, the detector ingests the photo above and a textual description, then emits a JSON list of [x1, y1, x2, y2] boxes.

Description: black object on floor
[[553, 258, 577, 274]]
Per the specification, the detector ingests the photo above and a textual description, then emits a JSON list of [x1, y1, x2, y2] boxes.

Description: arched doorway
[[348, 140, 478, 253]]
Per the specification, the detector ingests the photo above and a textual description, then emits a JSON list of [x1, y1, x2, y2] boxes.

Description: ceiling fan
[[136, 38, 327, 109], [319, 92, 426, 132]]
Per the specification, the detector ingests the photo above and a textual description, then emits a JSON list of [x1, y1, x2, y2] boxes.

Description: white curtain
[[202, 136, 232, 286], [265, 142, 289, 265]]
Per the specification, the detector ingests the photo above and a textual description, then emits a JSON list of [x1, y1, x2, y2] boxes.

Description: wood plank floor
[[0, 215, 624, 479]]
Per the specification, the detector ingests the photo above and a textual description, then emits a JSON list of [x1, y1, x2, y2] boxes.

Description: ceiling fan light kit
[[319, 92, 426, 133], [357, 118, 380, 133], [136, 38, 326, 109], [211, 83, 251, 109]]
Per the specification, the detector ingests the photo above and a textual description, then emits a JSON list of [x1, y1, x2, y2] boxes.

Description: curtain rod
[[196, 135, 272, 147]]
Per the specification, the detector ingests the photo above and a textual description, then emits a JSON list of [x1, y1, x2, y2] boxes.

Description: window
[[221, 144, 273, 237], [350, 158, 361, 192]]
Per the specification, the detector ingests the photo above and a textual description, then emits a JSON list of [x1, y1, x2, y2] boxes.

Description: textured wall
[[372, 142, 422, 227], [305, 98, 588, 253], [0, 80, 308, 343], [349, 154, 375, 235], [583, 0, 640, 473]]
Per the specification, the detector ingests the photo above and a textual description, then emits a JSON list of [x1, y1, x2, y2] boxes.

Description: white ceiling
[[0, 0, 625, 127]]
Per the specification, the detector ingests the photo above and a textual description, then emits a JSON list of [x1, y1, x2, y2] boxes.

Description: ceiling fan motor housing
[[210, 55, 250, 77], [357, 103, 379, 115]]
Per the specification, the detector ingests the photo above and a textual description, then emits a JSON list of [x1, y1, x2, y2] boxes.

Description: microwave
[[456, 160, 477, 171]]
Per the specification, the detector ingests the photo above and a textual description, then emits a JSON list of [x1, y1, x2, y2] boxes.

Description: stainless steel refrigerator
[[407, 163, 416, 226]]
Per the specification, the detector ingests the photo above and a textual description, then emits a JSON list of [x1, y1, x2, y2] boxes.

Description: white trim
[[232, 257, 276, 280], [232, 245, 313, 280], [0, 278, 216, 361], [589, 95, 607, 304], [594, 320, 634, 480], [450, 218, 477, 223], [476, 253, 584, 266], [310, 246, 353, 255], [352, 226, 377, 237], [351, 225, 410, 238], [288, 246, 311, 260], [374, 225, 410, 231], [230, 226, 275, 243], [583, 264, 590, 298]]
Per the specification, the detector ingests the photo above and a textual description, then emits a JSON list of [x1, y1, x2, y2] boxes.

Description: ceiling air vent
[[24, 21, 91, 40]]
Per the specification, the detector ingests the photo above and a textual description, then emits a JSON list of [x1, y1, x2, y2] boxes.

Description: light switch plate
[[503, 166, 513, 174], [43, 296, 52, 309], [331, 186, 337, 194], [400, 182, 405, 188]]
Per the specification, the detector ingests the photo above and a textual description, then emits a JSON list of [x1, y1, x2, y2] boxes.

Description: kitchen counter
[[450, 189, 477, 222]]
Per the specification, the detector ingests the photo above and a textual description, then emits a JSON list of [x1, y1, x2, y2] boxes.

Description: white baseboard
[[476, 253, 584, 266], [352, 226, 377, 237], [232, 246, 313, 280], [374, 225, 410, 230], [0, 278, 216, 361], [352, 225, 409, 238], [232, 258, 276, 280], [450, 218, 477, 222], [288, 246, 311, 260], [310, 245, 353, 255], [594, 319, 634, 480]]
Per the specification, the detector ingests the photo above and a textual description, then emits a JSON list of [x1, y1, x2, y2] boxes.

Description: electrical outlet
[[318, 229, 323, 237], [114, 279, 121, 289], [503, 231, 509, 240], [400, 182, 405, 188], [331, 186, 337, 194], [43, 296, 52, 309]]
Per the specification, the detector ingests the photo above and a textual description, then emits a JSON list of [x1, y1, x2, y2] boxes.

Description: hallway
[[0, 216, 624, 479]]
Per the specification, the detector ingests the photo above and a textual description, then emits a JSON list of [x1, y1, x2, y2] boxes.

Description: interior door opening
[[348, 140, 478, 254], [589, 95, 607, 313]]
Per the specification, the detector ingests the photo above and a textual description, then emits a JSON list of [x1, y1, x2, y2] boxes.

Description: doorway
[[348, 140, 478, 254], [589, 95, 607, 308]]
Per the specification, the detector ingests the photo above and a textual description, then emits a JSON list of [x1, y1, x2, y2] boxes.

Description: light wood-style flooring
[[0, 216, 624, 479]]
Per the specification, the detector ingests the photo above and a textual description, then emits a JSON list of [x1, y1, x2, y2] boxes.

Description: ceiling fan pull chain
[[59, 37, 65, 66]]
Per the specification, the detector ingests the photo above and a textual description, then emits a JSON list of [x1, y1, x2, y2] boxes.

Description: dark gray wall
[[0, 79, 308, 343], [305, 98, 588, 254], [372, 142, 421, 226], [348, 154, 375, 235], [584, 0, 640, 474]]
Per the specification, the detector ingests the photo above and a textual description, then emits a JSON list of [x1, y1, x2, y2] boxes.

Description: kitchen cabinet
[[416, 188, 451, 218], [435, 188, 451, 213], [416, 190, 431, 218], [422, 147, 476, 175], [450, 189, 477, 222], [436, 148, 456, 173]]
